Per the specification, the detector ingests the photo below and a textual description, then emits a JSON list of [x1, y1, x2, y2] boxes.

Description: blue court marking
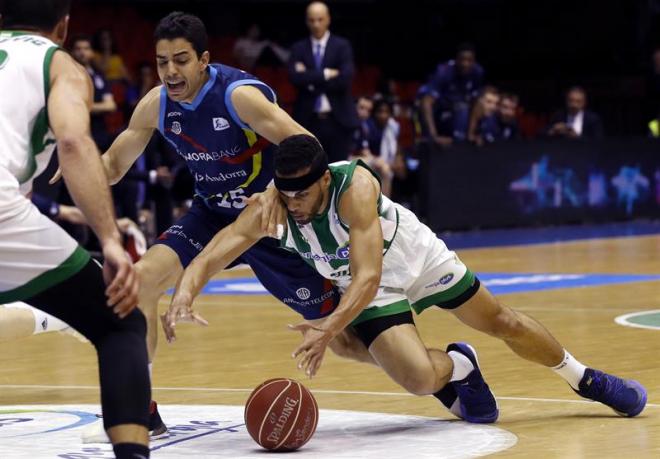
[[197, 273, 660, 297], [438, 220, 660, 249], [479, 273, 660, 295], [151, 423, 244, 451]]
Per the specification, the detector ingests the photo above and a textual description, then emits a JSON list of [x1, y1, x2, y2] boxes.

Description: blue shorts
[[154, 198, 340, 320]]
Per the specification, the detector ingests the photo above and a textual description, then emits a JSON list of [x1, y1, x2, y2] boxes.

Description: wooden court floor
[[1, 234, 659, 457]]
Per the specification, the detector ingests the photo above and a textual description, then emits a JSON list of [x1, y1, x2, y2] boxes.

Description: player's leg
[[0, 302, 87, 342], [327, 327, 376, 365], [25, 260, 151, 456], [135, 244, 183, 361], [128, 199, 234, 438], [450, 284, 563, 365], [0, 303, 40, 340], [448, 283, 647, 417], [350, 300, 495, 423], [356, 314, 452, 395], [0, 205, 150, 458]]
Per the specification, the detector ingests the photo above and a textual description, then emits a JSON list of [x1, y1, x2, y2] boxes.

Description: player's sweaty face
[[156, 38, 207, 102], [279, 182, 325, 225]]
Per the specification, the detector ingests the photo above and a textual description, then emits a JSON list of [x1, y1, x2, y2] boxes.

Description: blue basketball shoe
[[446, 342, 499, 423], [574, 368, 647, 417]]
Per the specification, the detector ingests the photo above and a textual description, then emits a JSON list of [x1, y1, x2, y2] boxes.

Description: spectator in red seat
[[467, 86, 500, 146], [352, 96, 374, 155], [546, 86, 604, 139], [495, 92, 520, 140]]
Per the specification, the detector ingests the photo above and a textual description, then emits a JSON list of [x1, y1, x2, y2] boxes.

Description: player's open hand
[[289, 322, 333, 379], [161, 290, 209, 343], [102, 240, 139, 318], [246, 187, 286, 239]]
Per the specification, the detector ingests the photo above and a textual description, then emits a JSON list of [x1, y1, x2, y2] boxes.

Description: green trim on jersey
[[0, 50, 8, 69], [0, 246, 90, 303], [333, 159, 383, 228], [351, 299, 411, 326], [18, 45, 58, 184], [411, 270, 476, 313], [0, 30, 36, 37]]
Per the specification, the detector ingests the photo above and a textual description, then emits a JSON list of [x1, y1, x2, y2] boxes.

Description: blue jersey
[[158, 64, 276, 216]]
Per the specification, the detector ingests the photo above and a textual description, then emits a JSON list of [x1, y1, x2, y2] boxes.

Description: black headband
[[274, 159, 328, 192]]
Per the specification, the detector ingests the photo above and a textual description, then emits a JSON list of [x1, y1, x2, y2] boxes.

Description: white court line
[[0, 384, 658, 408]]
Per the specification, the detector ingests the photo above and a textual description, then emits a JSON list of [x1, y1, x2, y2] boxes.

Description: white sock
[[448, 351, 475, 382], [148, 363, 153, 382], [4, 302, 68, 334], [552, 350, 587, 390]]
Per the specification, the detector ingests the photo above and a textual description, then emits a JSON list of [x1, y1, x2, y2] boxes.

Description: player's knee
[[116, 308, 148, 338]]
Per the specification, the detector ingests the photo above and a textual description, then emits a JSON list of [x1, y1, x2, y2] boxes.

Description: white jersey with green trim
[[281, 159, 400, 288], [0, 31, 58, 216]]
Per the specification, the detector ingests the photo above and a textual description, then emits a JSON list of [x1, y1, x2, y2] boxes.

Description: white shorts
[[0, 200, 90, 302], [343, 205, 478, 325]]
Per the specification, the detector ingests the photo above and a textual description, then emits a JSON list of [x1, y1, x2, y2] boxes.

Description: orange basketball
[[244, 378, 318, 451]]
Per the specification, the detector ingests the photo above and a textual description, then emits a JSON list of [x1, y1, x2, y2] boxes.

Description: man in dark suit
[[288, 1, 359, 163], [546, 86, 604, 139]]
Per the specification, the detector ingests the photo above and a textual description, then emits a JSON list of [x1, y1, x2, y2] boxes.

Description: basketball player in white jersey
[[166, 134, 647, 423], [0, 1, 151, 457]]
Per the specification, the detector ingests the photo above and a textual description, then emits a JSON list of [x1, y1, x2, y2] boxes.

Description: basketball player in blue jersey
[[59, 12, 341, 438]]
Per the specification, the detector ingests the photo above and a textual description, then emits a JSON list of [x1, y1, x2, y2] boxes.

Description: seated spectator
[[93, 29, 131, 82], [496, 92, 520, 140], [233, 23, 289, 71], [352, 96, 374, 155], [546, 86, 604, 139], [468, 86, 500, 146], [352, 99, 400, 197], [375, 77, 403, 117], [419, 43, 485, 146]]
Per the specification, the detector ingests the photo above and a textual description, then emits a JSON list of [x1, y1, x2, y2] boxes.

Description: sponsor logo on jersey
[[296, 288, 311, 300], [179, 146, 242, 162], [213, 117, 230, 131], [298, 245, 350, 264], [336, 245, 350, 259], [167, 111, 182, 118], [283, 289, 335, 308], [425, 273, 455, 289], [171, 121, 182, 135], [194, 170, 248, 182]]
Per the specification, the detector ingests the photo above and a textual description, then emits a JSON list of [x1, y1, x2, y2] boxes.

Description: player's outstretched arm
[[163, 203, 269, 342], [291, 169, 383, 377], [101, 86, 160, 184], [231, 85, 312, 144], [48, 52, 138, 316]]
